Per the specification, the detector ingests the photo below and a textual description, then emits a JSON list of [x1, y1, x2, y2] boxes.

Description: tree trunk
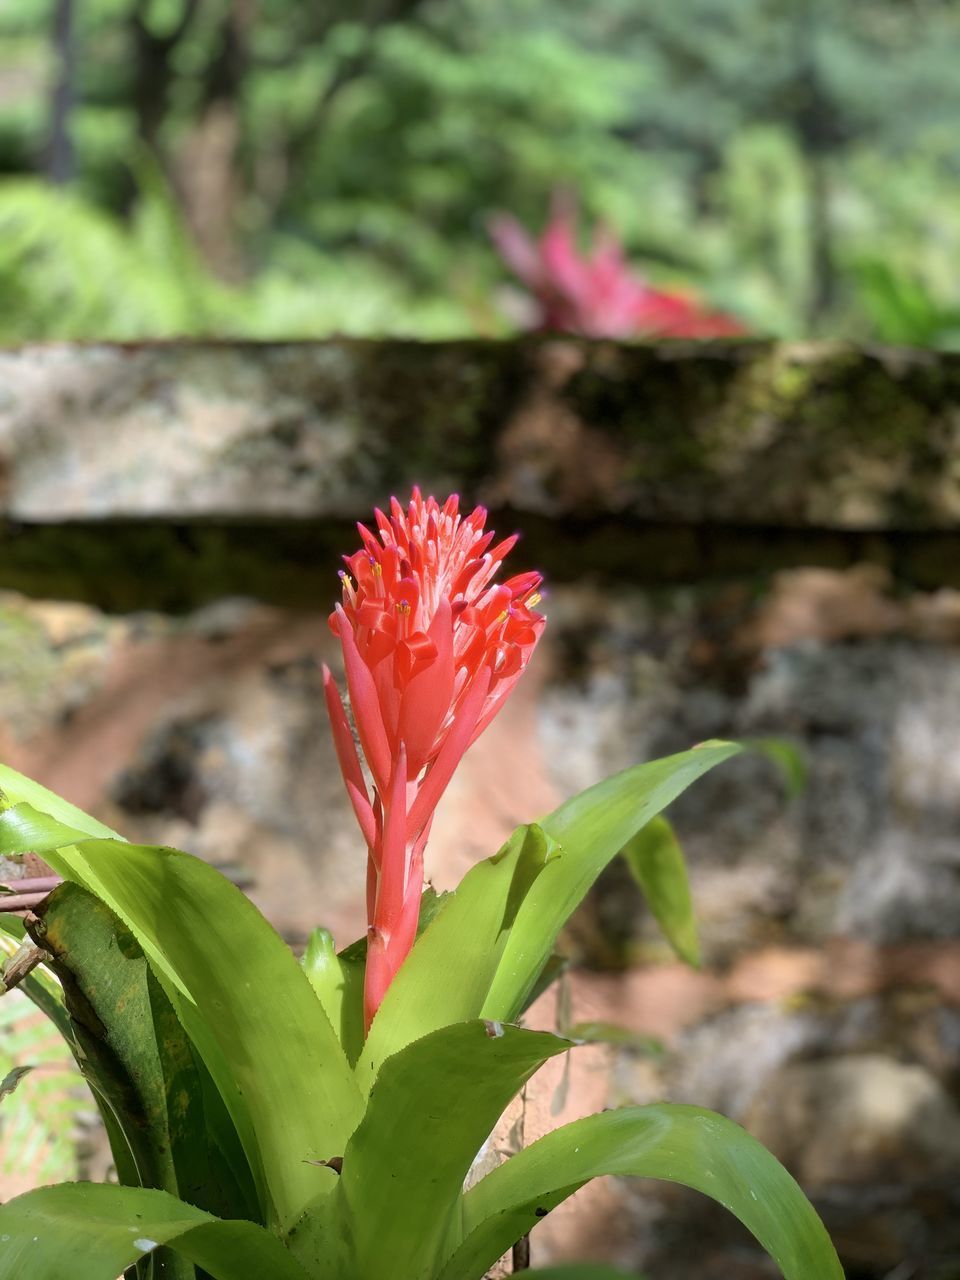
[[47, 0, 75, 185], [172, 0, 252, 280]]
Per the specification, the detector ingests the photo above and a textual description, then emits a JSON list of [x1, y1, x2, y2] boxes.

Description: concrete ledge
[[2, 339, 959, 529]]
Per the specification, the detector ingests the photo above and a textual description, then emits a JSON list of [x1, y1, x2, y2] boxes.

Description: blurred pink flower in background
[[490, 194, 744, 339]]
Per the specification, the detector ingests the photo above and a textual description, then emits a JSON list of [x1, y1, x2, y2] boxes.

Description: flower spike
[[490, 192, 744, 339], [325, 489, 546, 1030]]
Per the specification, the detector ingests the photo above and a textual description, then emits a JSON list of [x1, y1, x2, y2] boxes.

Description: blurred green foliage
[[0, 988, 83, 1189], [0, 0, 958, 343]]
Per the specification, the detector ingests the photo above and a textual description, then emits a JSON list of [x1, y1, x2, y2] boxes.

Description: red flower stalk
[[324, 488, 545, 1030], [490, 194, 744, 340]]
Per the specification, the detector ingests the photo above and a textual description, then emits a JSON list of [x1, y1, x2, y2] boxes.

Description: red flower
[[324, 489, 545, 1029], [490, 194, 744, 339]]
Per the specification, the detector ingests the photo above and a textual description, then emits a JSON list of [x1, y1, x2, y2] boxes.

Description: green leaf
[[0, 1063, 32, 1100], [303, 1021, 572, 1280], [24, 882, 183, 1196], [25, 881, 258, 1225], [746, 737, 808, 798], [0, 800, 363, 1233], [414, 884, 452, 934], [0, 762, 120, 839], [619, 815, 699, 967], [0, 914, 26, 942], [357, 824, 555, 1087], [302, 927, 365, 1067], [482, 742, 743, 1020], [307, 887, 467, 1071], [0, 1183, 311, 1280], [441, 1104, 842, 1280]]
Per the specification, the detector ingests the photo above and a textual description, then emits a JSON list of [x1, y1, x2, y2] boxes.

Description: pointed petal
[[406, 665, 492, 844], [470, 618, 546, 745], [372, 745, 409, 936], [366, 854, 378, 925], [356, 522, 380, 556], [334, 605, 392, 793], [322, 665, 376, 847], [386, 840, 424, 983], [488, 533, 519, 563], [397, 597, 455, 776], [364, 926, 392, 1033]]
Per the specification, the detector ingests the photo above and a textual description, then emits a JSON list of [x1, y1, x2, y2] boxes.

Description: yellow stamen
[[526, 592, 542, 609], [338, 571, 357, 606]]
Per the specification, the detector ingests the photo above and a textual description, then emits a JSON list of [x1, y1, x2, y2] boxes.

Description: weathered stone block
[[2, 340, 960, 528]]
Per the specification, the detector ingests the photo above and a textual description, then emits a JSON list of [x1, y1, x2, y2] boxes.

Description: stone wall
[[1, 341, 959, 1278]]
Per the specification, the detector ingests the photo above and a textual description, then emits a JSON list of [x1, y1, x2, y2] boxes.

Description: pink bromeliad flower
[[490, 194, 743, 339], [324, 488, 545, 1030]]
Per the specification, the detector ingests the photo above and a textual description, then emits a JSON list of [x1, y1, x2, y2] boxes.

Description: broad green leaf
[[0, 801, 363, 1233], [26, 881, 189, 1201], [0, 804, 138, 947], [414, 884, 451, 933], [303, 927, 365, 1066], [482, 742, 742, 1021], [26, 881, 258, 1225], [357, 824, 555, 1087], [620, 815, 699, 967], [0, 1183, 311, 1280], [303, 1020, 572, 1280], [0, 762, 120, 839], [440, 1104, 842, 1280], [0, 913, 26, 943]]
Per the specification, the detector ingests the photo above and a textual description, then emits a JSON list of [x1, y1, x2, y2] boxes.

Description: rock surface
[[2, 340, 960, 529]]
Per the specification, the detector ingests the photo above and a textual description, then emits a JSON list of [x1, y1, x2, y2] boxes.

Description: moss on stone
[[327, 338, 530, 493], [0, 602, 50, 698], [1, 514, 957, 614], [1, 340, 958, 609]]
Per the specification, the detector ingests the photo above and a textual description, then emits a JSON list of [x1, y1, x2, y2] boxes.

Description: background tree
[[0, 0, 957, 343]]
